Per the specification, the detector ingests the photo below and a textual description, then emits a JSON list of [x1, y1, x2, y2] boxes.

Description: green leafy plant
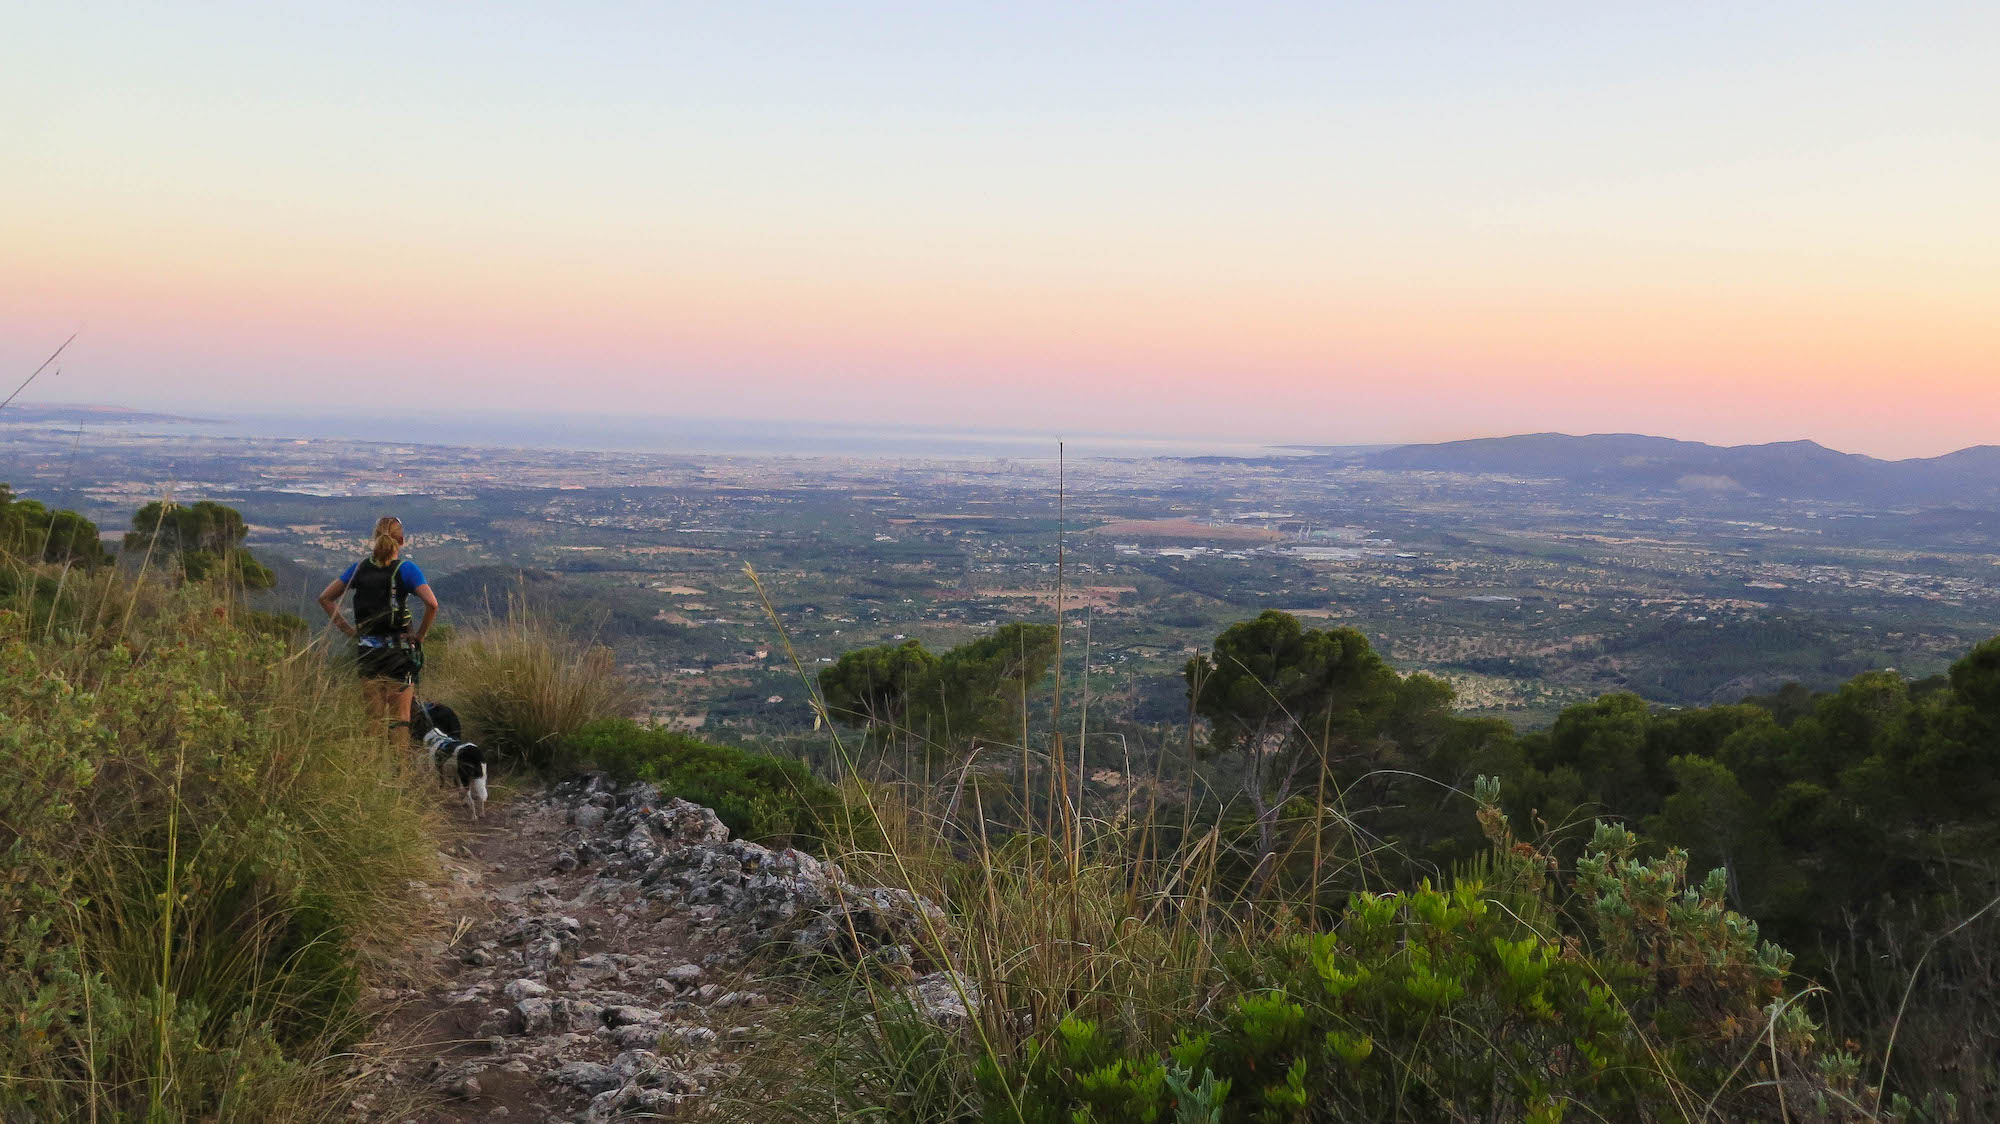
[[563, 717, 854, 846], [967, 786, 1885, 1123]]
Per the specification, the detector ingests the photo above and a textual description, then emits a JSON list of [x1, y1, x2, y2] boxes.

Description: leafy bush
[[818, 623, 1058, 760], [564, 717, 852, 846], [1511, 645, 2000, 1110], [0, 567, 436, 1121], [976, 794, 1885, 1123]]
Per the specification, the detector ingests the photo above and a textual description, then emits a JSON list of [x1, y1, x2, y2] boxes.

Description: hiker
[[317, 516, 439, 737]]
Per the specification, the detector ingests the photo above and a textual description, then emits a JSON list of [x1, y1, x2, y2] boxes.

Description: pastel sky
[[4, 2, 1996, 457]]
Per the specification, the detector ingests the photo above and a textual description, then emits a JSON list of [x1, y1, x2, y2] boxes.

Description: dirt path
[[346, 779, 767, 1123], [345, 770, 955, 1123]]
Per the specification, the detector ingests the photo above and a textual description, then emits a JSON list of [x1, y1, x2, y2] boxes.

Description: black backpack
[[349, 556, 413, 637]]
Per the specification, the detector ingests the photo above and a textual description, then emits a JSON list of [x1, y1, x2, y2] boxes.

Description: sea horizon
[[0, 402, 1313, 462]]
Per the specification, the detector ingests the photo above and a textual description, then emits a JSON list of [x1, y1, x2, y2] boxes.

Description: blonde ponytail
[[371, 516, 403, 565]]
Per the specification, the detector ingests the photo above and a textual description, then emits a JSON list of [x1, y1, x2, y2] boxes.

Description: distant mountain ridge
[[0, 402, 213, 426], [1364, 433, 2000, 504]]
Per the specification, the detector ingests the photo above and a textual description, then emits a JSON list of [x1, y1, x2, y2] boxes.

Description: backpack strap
[[385, 554, 412, 637]]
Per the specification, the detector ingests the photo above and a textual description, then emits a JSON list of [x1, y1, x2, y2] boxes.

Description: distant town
[[6, 412, 1996, 736]]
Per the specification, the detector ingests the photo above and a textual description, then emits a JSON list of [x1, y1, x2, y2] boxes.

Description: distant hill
[[0, 402, 213, 426], [1365, 433, 2000, 504]]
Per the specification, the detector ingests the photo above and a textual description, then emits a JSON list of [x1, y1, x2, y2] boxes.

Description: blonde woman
[[318, 516, 439, 734]]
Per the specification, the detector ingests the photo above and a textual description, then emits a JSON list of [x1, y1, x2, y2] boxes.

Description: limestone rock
[[906, 970, 980, 1028], [792, 886, 948, 966], [516, 997, 555, 1035], [504, 979, 551, 1002], [552, 1060, 621, 1094]]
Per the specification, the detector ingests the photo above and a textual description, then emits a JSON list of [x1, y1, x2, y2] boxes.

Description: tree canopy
[[818, 622, 1057, 754], [818, 638, 938, 729], [1186, 610, 1450, 864], [126, 500, 275, 589], [0, 485, 109, 567]]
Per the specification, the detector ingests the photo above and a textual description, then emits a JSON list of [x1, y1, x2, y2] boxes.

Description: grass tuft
[[425, 590, 639, 771]]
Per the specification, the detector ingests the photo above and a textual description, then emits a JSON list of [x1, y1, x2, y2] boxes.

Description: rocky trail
[[346, 776, 958, 1123]]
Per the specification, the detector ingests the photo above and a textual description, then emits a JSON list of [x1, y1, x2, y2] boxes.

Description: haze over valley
[[9, 408, 1995, 734]]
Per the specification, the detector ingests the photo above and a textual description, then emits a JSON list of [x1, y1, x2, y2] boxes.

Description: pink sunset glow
[[4, 4, 1995, 457]]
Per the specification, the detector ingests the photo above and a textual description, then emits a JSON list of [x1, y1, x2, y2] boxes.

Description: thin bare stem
[[0, 332, 77, 412]]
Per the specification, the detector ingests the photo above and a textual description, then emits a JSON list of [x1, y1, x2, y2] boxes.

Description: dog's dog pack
[[409, 700, 488, 818]]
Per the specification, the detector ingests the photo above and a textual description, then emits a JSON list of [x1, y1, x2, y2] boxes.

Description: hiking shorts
[[356, 638, 423, 685]]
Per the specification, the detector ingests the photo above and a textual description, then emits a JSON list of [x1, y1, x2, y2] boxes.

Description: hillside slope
[[1365, 432, 2000, 503]]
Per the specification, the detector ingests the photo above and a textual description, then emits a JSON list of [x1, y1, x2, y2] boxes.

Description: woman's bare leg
[[390, 683, 415, 739], [361, 679, 397, 740]]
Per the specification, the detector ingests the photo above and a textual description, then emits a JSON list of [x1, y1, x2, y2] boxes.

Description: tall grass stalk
[[743, 562, 1029, 1122], [149, 740, 186, 1124]]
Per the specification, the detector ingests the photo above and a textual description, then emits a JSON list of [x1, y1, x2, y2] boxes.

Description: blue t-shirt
[[339, 558, 427, 588]]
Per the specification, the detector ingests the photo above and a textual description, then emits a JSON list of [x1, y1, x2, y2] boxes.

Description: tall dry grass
[[733, 562, 1259, 1121], [423, 590, 639, 772], [743, 798, 1241, 1123]]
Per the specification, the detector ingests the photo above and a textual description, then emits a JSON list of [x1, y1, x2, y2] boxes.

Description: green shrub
[[1, 483, 111, 566], [818, 623, 1058, 760], [125, 499, 274, 589], [968, 789, 1885, 1124], [564, 717, 853, 846], [0, 568, 437, 1121]]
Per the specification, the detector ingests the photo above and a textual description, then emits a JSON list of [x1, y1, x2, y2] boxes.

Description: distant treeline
[[1, 486, 272, 592]]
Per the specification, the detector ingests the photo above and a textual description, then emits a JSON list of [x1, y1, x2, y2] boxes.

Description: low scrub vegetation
[[974, 812, 1891, 1123], [750, 788, 1925, 1122], [563, 717, 852, 847], [6, 490, 1989, 1121], [742, 601, 1991, 1122], [0, 542, 436, 1120]]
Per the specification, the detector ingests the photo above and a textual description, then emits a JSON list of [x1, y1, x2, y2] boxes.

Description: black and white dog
[[409, 700, 488, 818]]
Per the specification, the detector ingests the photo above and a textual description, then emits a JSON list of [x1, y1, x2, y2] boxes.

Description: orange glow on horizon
[[5, 5, 1995, 458]]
